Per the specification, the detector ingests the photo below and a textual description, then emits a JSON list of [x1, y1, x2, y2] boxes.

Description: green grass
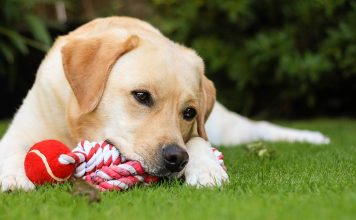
[[0, 118, 355, 220]]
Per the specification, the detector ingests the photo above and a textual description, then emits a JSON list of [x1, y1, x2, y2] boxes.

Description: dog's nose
[[162, 144, 189, 172]]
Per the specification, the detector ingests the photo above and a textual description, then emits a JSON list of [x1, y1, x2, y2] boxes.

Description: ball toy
[[24, 139, 225, 191], [24, 140, 74, 185]]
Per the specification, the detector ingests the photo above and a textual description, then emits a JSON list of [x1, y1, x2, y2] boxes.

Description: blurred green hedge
[[147, 0, 356, 118], [0, 0, 355, 118]]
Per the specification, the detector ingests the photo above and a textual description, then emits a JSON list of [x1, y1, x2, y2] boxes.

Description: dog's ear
[[197, 76, 216, 140], [62, 34, 139, 114]]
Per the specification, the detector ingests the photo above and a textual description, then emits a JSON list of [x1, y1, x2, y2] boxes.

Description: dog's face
[[62, 33, 215, 177]]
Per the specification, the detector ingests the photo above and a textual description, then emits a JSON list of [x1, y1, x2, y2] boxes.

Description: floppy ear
[[61, 34, 139, 114], [197, 76, 216, 140]]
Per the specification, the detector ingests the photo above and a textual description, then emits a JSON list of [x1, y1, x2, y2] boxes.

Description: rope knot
[[57, 140, 225, 191]]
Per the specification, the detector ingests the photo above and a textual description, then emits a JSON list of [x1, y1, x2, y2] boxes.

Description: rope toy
[[24, 140, 225, 191]]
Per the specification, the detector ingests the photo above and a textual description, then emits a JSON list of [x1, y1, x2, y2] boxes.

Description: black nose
[[162, 144, 189, 172]]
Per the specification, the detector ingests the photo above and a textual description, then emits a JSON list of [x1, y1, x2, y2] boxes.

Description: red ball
[[24, 140, 75, 185]]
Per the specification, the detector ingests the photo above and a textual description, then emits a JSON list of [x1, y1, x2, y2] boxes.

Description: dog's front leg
[[0, 134, 35, 192], [184, 137, 228, 187]]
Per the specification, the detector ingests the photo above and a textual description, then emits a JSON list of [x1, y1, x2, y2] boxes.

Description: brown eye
[[132, 90, 153, 107], [183, 107, 197, 121]]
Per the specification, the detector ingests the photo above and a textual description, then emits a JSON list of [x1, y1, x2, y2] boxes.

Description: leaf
[[0, 40, 15, 63], [24, 14, 52, 48], [245, 142, 277, 159], [0, 26, 28, 54], [71, 178, 101, 203]]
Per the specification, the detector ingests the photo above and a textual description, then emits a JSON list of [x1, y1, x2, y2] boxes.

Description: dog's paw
[[184, 157, 228, 187], [298, 130, 330, 144], [184, 137, 229, 188], [0, 173, 35, 192], [255, 121, 330, 145], [0, 149, 35, 192]]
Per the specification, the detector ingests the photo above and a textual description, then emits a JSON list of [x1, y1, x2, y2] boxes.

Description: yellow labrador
[[0, 17, 227, 191], [0, 17, 328, 191]]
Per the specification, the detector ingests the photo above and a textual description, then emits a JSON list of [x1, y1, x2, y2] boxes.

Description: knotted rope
[[58, 140, 224, 191]]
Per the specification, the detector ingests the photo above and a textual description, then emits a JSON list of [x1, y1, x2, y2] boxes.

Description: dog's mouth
[[105, 139, 183, 178], [132, 154, 183, 178], [142, 166, 184, 179]]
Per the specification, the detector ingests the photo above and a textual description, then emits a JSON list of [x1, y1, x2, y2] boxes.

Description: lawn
[[0, 118, 355, 220]]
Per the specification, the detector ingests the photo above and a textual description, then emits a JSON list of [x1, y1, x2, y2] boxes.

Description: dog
[[0, 17, 329, 191]]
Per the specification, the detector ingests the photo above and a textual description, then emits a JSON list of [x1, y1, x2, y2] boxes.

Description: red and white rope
[[212, 147, 226, 170], [58, 140, 224, 191]]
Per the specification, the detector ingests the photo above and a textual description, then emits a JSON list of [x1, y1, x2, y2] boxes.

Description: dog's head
[[61, 31, 215, 177]]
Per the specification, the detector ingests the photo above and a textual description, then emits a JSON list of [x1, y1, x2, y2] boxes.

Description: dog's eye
[[183, 107, 197, 121], [132, 90, 153, 107]]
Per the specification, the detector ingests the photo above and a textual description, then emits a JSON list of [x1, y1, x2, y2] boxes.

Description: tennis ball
[[24, 140, 75, 185]]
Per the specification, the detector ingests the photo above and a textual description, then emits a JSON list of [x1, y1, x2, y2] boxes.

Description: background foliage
[[0, 0, 355, 118], [147, 0, 356, 118], [0, 0, 58, 118], [0, 0, 53, 81]]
